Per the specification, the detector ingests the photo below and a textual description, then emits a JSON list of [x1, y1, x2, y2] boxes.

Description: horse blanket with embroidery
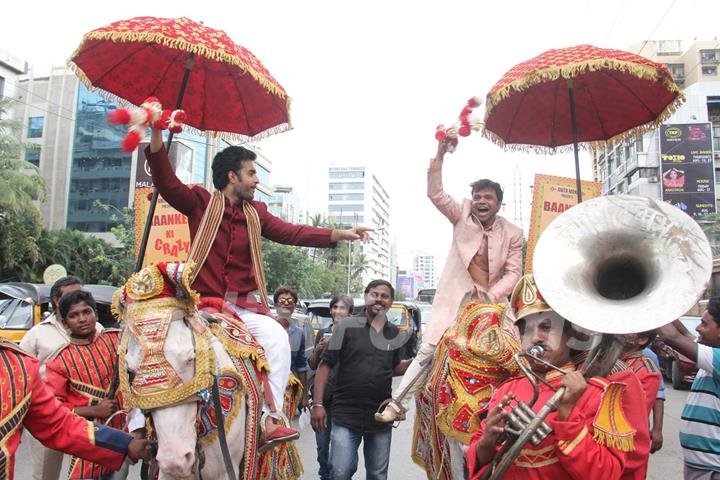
[[411, 302, 520, 480], [200, 298, 302, 480]]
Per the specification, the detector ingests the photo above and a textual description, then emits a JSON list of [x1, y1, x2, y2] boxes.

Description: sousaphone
[[485, 194, 712, 479]]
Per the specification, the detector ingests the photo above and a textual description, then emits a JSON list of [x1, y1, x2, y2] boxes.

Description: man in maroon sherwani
[[146, 128, 370, 450]]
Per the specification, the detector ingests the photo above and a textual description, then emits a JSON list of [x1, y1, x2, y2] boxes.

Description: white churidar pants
[[231, 307, 290, 419]]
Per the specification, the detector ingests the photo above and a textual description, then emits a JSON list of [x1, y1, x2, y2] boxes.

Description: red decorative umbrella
[[69, 16, 290, 140], [68, 16, 291, 270], [483, 44, 684, 201]]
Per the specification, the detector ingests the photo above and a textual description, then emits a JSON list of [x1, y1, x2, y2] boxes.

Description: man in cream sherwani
[[376, 140, 523, 423]]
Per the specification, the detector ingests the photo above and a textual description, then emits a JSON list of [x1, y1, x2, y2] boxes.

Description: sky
[[3, 0, 720, 276]]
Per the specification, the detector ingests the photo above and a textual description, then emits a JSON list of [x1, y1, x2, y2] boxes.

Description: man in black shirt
[[311, 279, 410, 480]]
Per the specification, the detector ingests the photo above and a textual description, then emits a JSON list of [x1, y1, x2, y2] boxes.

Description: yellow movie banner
[[525, 175, 601, 273], [134, 188, 195, 267]]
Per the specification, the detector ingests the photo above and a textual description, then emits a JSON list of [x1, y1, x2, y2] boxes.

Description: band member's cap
[[510, 274, 551, 322]]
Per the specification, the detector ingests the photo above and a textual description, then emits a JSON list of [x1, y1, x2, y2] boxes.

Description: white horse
[[125, 316, 246, 480]]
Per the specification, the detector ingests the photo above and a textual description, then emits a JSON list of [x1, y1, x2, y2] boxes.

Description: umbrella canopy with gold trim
[[483, 44, 684, 201], [69, 16, 290, 141]]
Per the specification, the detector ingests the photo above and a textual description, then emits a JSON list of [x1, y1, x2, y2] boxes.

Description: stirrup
[[258, 412, 299, 453], [374, 398, 406, 426]]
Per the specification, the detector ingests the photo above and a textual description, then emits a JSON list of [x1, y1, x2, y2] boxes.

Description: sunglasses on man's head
[[277, 298, 296, 306]]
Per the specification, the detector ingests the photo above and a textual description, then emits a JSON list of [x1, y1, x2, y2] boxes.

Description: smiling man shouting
[[376, 140, 523, 424]]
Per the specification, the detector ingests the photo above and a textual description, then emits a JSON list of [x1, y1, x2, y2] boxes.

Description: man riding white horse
[[145, 128, 371, 450]]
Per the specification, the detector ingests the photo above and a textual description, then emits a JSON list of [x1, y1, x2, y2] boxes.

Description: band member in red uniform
[[620, 331, 662, 415], [44, 290, 127, 479], [145, 128, 370, 449], [467, 275, 650, 479], [0, 338, 149, 480]]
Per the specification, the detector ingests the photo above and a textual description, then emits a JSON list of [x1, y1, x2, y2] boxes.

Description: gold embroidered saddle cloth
[[412, 302, 522, 480]]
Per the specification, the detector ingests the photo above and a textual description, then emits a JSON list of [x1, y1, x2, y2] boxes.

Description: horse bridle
[[126, 316, 237, 480]]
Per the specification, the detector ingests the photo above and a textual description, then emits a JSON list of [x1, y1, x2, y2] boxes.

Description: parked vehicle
[[416, 288, 436, 304], [0, 283, 119, 343], [652, 315, 701, 389], [417, 302, 432, 332], [306, 298, 421, 360], [0, 283, 51, 343]]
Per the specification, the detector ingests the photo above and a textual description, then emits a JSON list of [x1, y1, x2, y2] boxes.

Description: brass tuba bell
[[484, 194, 712, 480], [533, 194, 712, 334]]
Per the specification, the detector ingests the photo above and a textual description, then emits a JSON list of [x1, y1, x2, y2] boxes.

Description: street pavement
[[13, 378, 689, 479]]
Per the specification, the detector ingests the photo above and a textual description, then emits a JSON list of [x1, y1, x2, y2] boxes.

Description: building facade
[[12, 66, 273, 240], [413, 253, 437, 289], [0, 49, 27, 102], [328, 166, 392, 284], [593, 41, 720, 210], [268, 185, 300, 223]]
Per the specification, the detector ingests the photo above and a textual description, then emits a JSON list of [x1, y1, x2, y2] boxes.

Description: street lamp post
[[347, 240, 352, 294]]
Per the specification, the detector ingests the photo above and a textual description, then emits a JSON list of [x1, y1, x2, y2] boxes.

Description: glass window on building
[[329, 204, 364, 212], [255, 190, 271, 203], [635, 135, 644, 153], [329, 193, 364, 201], [166, 131, 207, 185], [329, 182, 364, 190], [25, 147, 40, 167], [0, 76, 5, 98], [702, 66, 718, 76], [67, 85, 132, 232], [256, 163, 271, 186], [700, 50, 719, 64], [330, 170, 364, 179], [27, 117, 44, 138], [666, 64, 685, 85], [629, 170, 640, 185]]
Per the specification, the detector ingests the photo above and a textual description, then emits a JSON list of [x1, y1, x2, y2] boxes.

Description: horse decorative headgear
[[114, 261, 214, 409]]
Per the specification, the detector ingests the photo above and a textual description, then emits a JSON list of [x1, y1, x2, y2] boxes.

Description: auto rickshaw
[[0, 283, 51, 343], [306, 298, 421, 360], [0, 283, 120, 343]]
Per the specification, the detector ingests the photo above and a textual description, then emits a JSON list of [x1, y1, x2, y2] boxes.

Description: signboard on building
[[134, 187, 194, 267], [397, 276, 415, 300], [525, 175, 602, 273], [659, 123, 716, 219], [135, 141, 193, 188]]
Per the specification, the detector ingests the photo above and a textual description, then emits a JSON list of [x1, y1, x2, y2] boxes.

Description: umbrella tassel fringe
[[483, 58, 687, 154], [69, 30, 290, 102], [485, 59, 682, 117], [482, 89, 684, 155]]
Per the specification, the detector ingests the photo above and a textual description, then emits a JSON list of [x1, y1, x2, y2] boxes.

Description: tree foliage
[[700, 213, 720, 256], [262, 214, 368, 298], [0, 201, 136, 285], [0, 97, 46, 281]]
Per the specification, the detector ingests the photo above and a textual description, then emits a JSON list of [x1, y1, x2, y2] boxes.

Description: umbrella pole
[[567, 79, 583, 203], [135, 55, 195, 272]]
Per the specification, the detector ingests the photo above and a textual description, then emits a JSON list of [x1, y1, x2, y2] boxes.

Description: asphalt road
[[13, 378, 690, 479]]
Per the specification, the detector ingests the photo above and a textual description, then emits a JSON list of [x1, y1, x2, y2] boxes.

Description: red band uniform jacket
[[467, 365, 651, 480], [0, 339, 129, 480], [44, 330, 124, 479]]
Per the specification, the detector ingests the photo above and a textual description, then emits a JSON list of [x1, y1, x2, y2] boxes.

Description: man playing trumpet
[[467, 275, 651, 479]]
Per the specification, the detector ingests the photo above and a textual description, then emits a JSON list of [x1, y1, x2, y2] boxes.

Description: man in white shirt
[[658, 298, 720, 479], [19, 275, 104, 480]]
